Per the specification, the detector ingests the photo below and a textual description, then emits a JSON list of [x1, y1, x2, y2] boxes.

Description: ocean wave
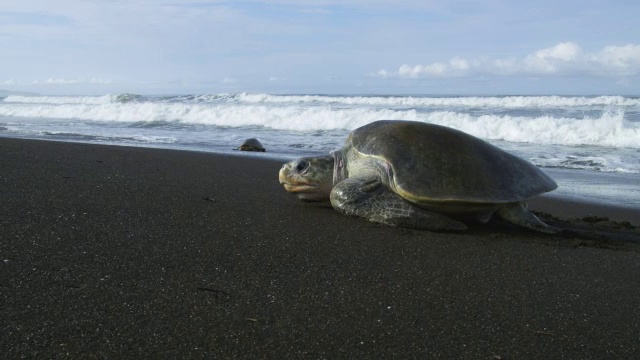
[[1, 93, 147, 105], [230, 93, 640, 108], [1, 100, 638, 149], [532, 155, 640, 174], [426, 109, 640, 148], [115, 93, 144, 103], [3, 94, 116, 105], [38, 131, 177, 144], [6, 93, 640, 109]]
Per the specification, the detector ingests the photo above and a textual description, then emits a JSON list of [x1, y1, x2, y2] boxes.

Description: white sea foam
[[3, 94, 114, 105], [5, 93, 640, 108], [424, 109, 640, 148], [231, 93, 640, 108], [1, 100, 638, 149], [532, 155, 640, 173]]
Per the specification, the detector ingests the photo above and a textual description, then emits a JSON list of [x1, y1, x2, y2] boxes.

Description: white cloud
[[590, 44, 640, 76], [396, 57, 473, 78], [44, 78, 113, 85], [221, 77, 236, 84], [523, 42, 581, 74], [376, 42, 640, 79]]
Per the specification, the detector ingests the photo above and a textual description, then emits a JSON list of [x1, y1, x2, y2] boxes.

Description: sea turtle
[[237, 138, 266, 152], [278, 120, 558, 233]]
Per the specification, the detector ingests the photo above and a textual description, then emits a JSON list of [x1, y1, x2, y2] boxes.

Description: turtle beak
[[279, 164, 288, 184], [279, 163, 294, 185]]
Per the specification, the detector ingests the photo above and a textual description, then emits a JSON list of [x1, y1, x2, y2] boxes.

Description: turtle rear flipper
[[497, 202, 560, 234], [330, 177, 467, 231]]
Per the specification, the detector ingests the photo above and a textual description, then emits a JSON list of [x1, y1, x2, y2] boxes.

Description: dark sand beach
[[1, 138, 639, 359]]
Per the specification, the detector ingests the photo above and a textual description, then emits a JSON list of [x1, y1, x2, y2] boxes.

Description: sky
[[1, 0, 639, 95]]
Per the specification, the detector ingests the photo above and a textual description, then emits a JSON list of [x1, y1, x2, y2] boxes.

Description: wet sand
[[1, 138, 639, 359]]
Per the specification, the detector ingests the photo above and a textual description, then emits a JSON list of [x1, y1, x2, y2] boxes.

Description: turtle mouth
[[279, 164, 330, 201], [279, 167, 318, 193], [282, 182, 318, 193], [282, 182, 327, 201]]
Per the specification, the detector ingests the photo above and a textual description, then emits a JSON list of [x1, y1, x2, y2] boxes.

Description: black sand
[[1, 138, 640, 359]]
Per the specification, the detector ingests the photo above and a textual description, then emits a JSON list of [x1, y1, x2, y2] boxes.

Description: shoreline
[[2, 137, 639, 358], [3, 136, 639, 225], [529, 194, 640, 226]]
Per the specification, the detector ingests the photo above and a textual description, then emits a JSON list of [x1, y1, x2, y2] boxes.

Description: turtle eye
[[296, 160, 309, 174]]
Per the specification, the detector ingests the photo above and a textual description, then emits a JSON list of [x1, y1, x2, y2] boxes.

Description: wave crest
[[5, 93, 640, 108], [1, 98, 638, 148], [426, 109, 639, 148], [3, 94, 114, 105], [232, 93, 640, 108]]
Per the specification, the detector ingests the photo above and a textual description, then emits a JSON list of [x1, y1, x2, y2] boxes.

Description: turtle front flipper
[[330, 177, 467, 231]]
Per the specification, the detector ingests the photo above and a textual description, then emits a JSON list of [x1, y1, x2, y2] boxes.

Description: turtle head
[[279, 155, 335, 201]]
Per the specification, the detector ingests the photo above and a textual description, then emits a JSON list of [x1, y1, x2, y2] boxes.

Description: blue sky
[[1, 0, 639, 95]]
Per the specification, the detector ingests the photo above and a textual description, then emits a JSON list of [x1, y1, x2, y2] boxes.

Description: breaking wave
[[3, 94, 115, 105], [231, 93, 640, 108], [4, 92, 640, 108], [0, 99, 638, 149]]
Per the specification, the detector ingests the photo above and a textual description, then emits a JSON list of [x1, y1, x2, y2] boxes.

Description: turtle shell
[[238, 138, 265, 152], [345, 120, 557, 204]]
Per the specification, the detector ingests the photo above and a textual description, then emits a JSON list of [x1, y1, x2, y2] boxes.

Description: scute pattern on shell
[[344, 120, 557, 204]]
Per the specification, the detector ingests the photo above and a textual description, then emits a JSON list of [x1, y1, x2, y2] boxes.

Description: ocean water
[[1, 93, 639, 209]]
